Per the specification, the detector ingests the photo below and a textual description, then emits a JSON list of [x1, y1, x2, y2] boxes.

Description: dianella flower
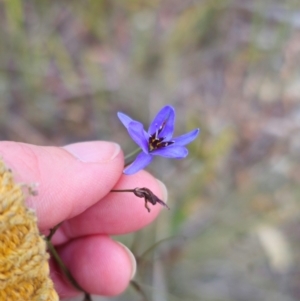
[[118, 105, 200, 175]]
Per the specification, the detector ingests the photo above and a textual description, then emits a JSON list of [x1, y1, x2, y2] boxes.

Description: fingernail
[[117, 242, 137, 280], [156, 179, 168, 203], [64, 141, 121, 163]]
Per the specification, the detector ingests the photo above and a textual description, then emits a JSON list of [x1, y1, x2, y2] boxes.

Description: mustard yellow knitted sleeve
[[0, 159, 59, 301]]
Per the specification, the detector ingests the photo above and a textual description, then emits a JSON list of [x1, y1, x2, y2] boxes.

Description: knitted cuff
[[0, 159, 59, 301]]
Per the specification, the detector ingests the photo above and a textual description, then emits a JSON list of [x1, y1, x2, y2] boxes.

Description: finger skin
[[0, 141, 124, 230], [50, 235, 133, 297]]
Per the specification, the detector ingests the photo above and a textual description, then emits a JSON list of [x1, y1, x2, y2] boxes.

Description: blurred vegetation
[[1, 0, 300, 300]]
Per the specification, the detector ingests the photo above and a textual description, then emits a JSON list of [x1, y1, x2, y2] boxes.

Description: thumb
[[0, 141, 123, 230]]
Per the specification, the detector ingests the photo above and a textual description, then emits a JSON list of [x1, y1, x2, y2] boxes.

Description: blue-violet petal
[[151, 145, 188, 158], [124, 152, 153, 175], [117, 112, 135, 128], [127, 121, 149, 153], [148, 105, 175, 141], [172, 128, 200, 146]]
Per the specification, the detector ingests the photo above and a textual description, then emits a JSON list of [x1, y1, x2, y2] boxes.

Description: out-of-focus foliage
[[1, 0, 300, 300]]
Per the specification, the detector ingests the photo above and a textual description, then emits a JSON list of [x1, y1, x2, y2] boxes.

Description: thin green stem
[[46, 235, 92, 300], [124, 148, 141, 167], [46, 240, 86, 292], [47, 222, 62, 241], [139, 236, 182, 259], [111, 189, 135, 193], [130, 280, 149, 301], [124, 148, 141, 161]]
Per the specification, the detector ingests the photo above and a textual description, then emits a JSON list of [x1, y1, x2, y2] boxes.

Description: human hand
[[0, 141, 167, 298]]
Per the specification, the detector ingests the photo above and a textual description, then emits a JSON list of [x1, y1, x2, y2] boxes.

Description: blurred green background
[[2, 0, 300, 300]]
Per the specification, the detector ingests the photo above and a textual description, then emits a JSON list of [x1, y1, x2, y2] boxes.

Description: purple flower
[[118, 105, 199, 175]]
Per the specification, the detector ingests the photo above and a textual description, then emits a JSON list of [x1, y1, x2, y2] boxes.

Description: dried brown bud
[[133, 187, 170, 212]]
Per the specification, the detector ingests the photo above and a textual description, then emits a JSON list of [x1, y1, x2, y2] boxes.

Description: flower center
[[148, 121, 174, 151]]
